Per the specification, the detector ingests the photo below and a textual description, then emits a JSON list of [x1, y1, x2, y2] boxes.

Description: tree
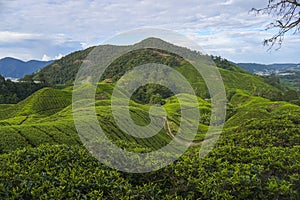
[[251, 0, 300, 49], [283, 89, 299, 101], [38, 73, 47, 85], [0, 75, 5, 84], [20, 74, 34, 83], [150, 93, 163, 105]]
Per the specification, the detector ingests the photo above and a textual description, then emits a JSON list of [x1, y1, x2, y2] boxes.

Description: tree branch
[[251, 0, 300, 49]]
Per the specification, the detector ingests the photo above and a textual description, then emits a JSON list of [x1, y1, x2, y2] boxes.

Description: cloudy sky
[[0, 0, 299, 64]]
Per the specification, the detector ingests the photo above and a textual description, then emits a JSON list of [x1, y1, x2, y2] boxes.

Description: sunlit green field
[[0, 81, 299, 199]]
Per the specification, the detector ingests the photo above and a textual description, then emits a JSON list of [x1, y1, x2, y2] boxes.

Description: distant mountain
[[236, 63, 300, 75], [0, 57, 53, 78]]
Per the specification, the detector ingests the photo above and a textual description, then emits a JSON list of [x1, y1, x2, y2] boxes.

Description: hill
[[0, 84, 299, 198], [0, 74, 45, 104], [0, 57, 53, 78], [0, 38, 299, 199], [35, 38, 283, 101]]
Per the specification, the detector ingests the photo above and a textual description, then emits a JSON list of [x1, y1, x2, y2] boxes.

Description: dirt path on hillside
[[163, 117, 204, 147]]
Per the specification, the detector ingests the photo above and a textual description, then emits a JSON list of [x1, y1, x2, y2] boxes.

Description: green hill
[[0, 38, 299, 199], [0, 87, 72, 121], [34, 38, 283, 101], [0, 75, 45, 104], [0, 83, 299, 198], [1, 103, 299, 199], [0, 87, 80, 153], [0, 82, 213, 153]]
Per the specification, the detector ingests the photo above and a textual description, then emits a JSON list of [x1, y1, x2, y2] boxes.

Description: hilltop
[[34, 38, 285, 101]]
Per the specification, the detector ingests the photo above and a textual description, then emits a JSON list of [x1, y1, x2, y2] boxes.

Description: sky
[[0, 0, 299, 64]]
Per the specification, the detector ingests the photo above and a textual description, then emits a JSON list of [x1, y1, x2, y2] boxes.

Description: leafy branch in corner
[[251, 0, 300, 49]]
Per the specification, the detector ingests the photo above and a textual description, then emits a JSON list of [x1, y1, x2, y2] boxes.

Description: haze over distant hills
[[0, 57, 53, 78], [237, 63, 300, 75], [236, 63, 300, 90]]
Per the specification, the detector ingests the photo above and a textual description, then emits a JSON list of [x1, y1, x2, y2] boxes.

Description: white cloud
[[42, 53, 63, 61], [0, 0, 298, 63], [42, 54, 51, 61], [0, 31, 40, 42], [80, 42, 89, 49], [54, 53, 63, 60]]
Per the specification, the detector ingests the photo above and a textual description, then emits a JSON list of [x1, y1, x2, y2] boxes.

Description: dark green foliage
[[0, 145, 132, 199], [0, 75, 45, 104], [263, 75, 282, 89], [150, 93, 164, 104], [263, 75, 300, 102], [34, 47, 94, 85], [211, 55, 247, 73], [0, 142, 299, 199], [132, 84, 172, 104], [0, 127, 29, 154], [280, 71, 300, 91], [100, 48, 182, 82], [282, 89, 299, 102]]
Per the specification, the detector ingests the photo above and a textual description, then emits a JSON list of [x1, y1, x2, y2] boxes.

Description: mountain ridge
[[0, 57, 53, 78]]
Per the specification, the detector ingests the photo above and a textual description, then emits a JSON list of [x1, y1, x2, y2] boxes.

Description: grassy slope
[[1, 103, 299, 199], [0, 81, 298, 151], [0, 81, 215, 154], [0, 87, 81, 153], [0, 42, 299, 198], [0, 81, 299, 198]]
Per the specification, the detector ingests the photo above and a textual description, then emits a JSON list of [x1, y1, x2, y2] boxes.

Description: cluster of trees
[[34, 47, 94, 85], [280, 71, 300, 91], [263, 75, 300, 104], [0, 75, 44, 104], [211, 56, 244, 72], [131, 84, 173, 105], [101, 48, 182, 82]]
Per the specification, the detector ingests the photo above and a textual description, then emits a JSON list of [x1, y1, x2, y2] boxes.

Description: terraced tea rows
[[0, 84, 212, 152], [0, 82, 299, 200]]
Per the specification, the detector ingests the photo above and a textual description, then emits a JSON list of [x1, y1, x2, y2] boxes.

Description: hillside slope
[[0, 85, 299, 198], [35, 38, 283, 101], [0, 39, 299, 199]]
